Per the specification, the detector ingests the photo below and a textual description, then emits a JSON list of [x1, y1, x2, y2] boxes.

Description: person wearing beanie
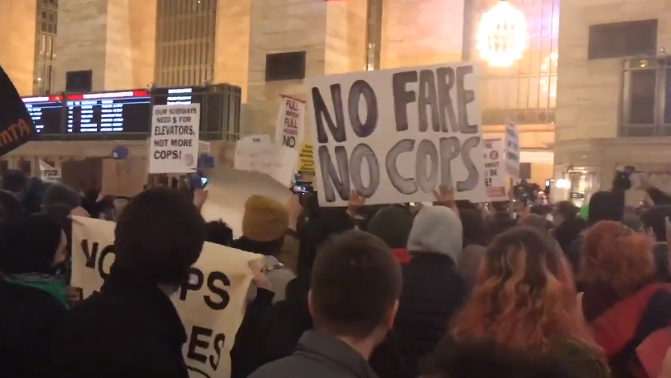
[[367, 205, 414, 264], [229, 194, 297, 378], [0, 214, 69, 377], [43, 183, 82, 211], [394, 205, 472, 377], [231, 194, 296, 303]]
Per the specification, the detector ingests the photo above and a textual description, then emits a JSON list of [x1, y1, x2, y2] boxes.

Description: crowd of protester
[[4, 167, 671, 378]]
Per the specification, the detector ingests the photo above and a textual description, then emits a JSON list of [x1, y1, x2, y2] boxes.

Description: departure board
[[22, 95, 64, 134], [65, 90, 151, 133], [152, 86, 205, 106]]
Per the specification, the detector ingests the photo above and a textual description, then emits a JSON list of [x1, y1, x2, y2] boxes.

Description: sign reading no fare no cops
[[308, 61, 486, 206], [150, 104, 200, 174]]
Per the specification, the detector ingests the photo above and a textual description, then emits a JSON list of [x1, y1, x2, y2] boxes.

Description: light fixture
[[555, 179, 571, 189], [475, 0, 528, 67]]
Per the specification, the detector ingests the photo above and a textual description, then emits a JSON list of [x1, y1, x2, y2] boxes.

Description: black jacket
[[0, 279, 67, 377], [49, 267, 189, 378], [394, 253, 471, 377]]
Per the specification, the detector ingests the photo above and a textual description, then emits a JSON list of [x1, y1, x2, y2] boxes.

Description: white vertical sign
[[39, 159, 61, 183], [504, 123, 520, 179], [150, 104, 200, 174], [275, 95, 305, 150], [483, 139, 507, 201]]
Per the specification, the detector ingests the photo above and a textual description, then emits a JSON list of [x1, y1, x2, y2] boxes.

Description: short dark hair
[[2, 170, 27, 193], [310, 230, 401, 339], [459, 209, 490, 247], [205, 220, 234, 246], [114, 187, 206, 284]]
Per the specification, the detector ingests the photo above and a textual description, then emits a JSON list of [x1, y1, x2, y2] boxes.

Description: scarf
[[4, 273, 69, 307]]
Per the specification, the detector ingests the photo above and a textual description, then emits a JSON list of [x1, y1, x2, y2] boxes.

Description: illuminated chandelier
[[476, 1, 528, 67]]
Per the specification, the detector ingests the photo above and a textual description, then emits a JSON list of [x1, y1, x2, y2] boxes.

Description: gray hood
[[407, 205, 463, 262]]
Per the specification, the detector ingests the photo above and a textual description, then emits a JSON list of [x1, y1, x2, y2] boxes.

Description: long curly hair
[[451, 227, 597, 353], [580, 220, 656, 297]]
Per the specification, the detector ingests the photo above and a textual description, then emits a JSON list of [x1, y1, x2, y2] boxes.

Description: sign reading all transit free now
[[308, 61, 486, 206], [150, 104, 200, 174]]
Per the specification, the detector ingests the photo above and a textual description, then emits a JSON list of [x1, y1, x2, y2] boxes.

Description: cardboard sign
[[483, 139, 507, 201], [275, 95, 305, 150], [71, 217, 263, 378], [0, 64, 37, 156], [308, 62, 486, 206], [504, 123, 520, 179], [234, 135, 296, 186], [150, 104, 200, 174]]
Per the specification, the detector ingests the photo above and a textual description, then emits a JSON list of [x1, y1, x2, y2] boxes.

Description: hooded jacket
[[394, 206, 472, 377]]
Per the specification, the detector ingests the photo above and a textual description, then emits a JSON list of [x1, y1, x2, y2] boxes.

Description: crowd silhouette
[[2, 168, 671, 378]]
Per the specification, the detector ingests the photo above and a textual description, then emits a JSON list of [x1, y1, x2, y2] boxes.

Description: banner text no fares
[[308, 62, 486, 206]]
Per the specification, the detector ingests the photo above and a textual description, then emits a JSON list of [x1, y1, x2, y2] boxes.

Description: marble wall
[[0, 0, 38, 95], [54, 0, 156, 92], [244, 0, 367, 137], [381, 0, 465, 69], [556, 0, 671, 142]]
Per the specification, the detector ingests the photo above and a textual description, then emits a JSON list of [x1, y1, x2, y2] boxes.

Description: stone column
[[244, 0, 367, 137], [214, 0, 252, 100], [0, 0, 38, 95], [54, 0, 156, 92], [381, 0, 465, 69]]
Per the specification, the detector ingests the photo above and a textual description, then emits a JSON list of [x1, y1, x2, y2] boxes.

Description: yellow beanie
[[242, 195, 289, 242]]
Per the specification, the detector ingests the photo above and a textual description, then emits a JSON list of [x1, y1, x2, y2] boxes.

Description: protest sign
[[150, 104, 200, 174], [482, 139, 507, 201], [71, 216, 263, 378], [308, 62, 486, 206], [297, 142, 315, 176], [275, 95, 305, 150], [0, 64, 37, 156], [234, 134, 296, 186], [39, 159, 61, 182], [504, 123, 520, 179]]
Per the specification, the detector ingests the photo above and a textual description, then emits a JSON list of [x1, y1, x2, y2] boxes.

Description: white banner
[[71, 217, 263, 378], [150, 104, 200, 174], [234, 134, 296, 186], [308, 62, 486, 206], [483, 139, 507, 202], [275, 95, 305, 150], [504, 123, 520, 179]]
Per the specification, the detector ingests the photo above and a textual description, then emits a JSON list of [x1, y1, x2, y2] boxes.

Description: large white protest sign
[[308, 62, 486, 206], [71, 216, 263, 378], [150, 104, 200, 174], [234, 134, 296, 186], [504, 123, 520, 179], [483, 139, 507, 202], [275, 94, 305, 150]]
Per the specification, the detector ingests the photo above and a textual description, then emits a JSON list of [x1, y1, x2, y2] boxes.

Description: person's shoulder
[[249, 354, 340, 378]]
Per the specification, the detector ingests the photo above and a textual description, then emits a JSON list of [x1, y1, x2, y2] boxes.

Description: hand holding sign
[[433, 185, 456, 210]]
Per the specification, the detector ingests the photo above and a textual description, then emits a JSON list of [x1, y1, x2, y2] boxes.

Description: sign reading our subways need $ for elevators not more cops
[[308, 61, 486, 206], [150, 104, 200, 174]]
